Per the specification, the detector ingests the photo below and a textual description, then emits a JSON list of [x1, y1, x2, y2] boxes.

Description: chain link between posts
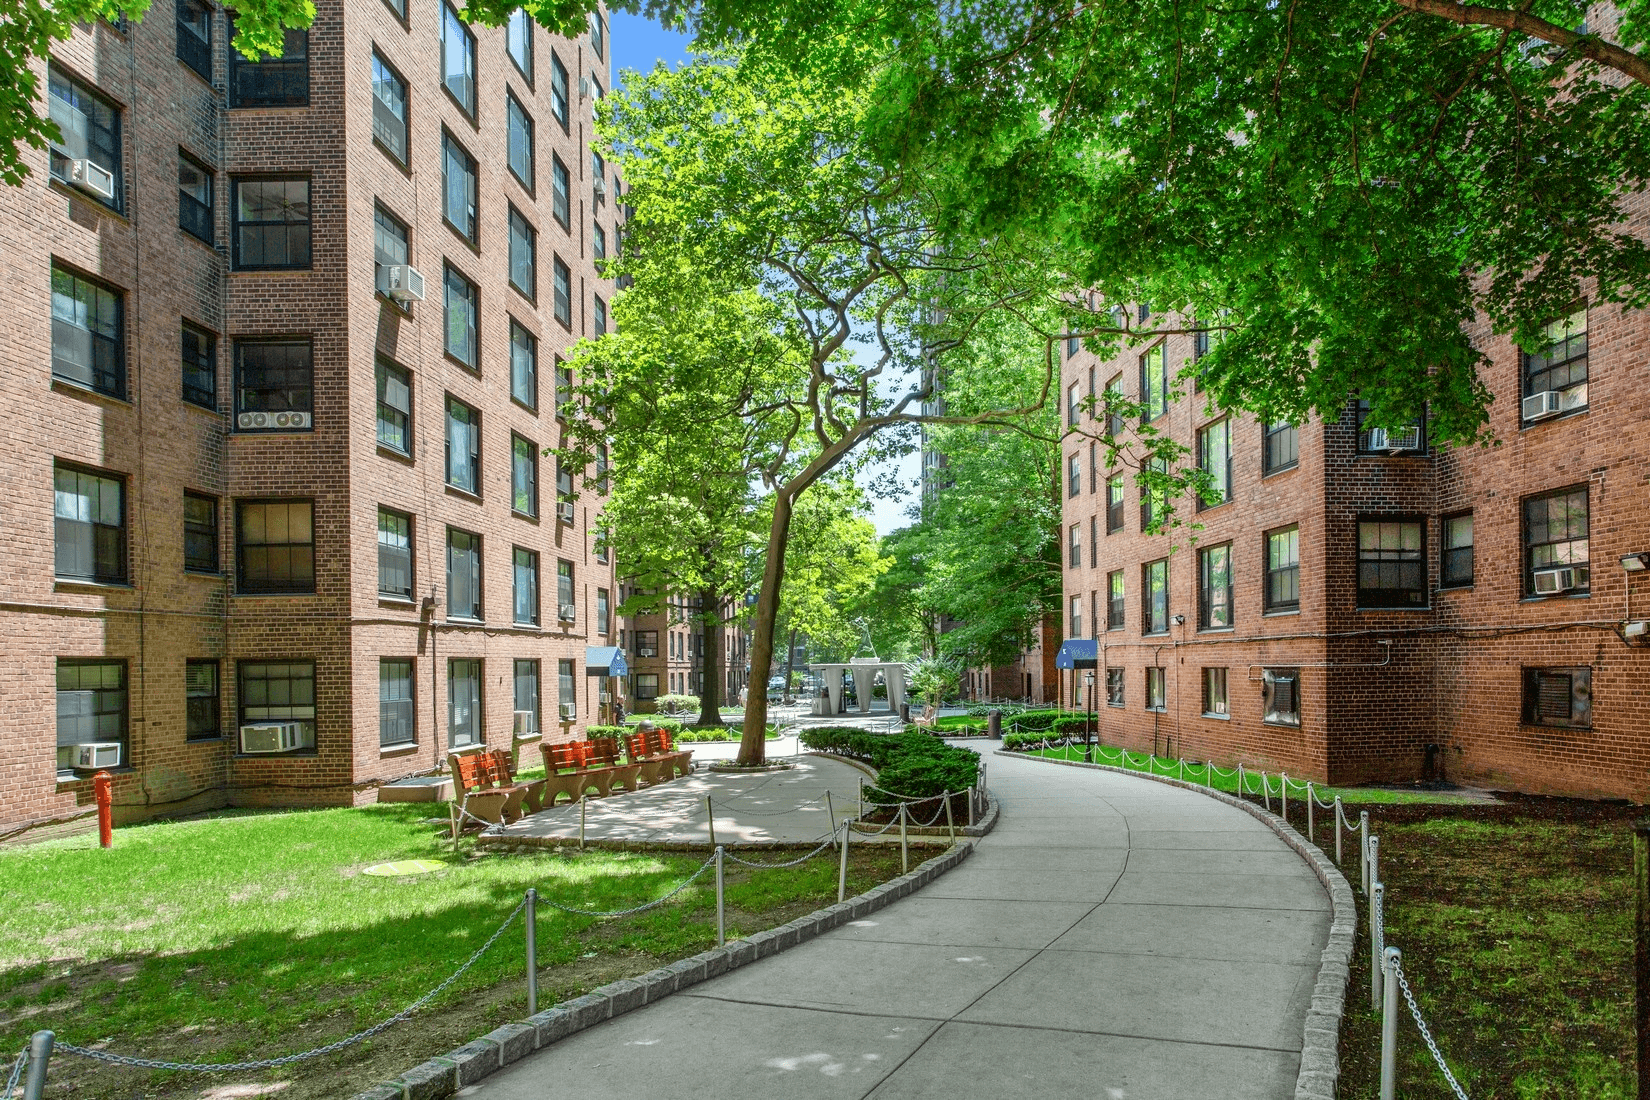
[[1394, 956, 1473, 1100], [5, 1049, 26, 1099]]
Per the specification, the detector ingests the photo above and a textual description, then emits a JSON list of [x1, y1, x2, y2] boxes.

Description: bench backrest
[[451, 751, 493, 794], [486, 748, 516, 785], [542, 741, 585, 772], [625, 733, 648, 761], [586, 736, 620, 766]]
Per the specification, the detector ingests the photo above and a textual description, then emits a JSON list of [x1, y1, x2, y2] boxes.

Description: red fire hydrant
[[93, 770, 113, 848]]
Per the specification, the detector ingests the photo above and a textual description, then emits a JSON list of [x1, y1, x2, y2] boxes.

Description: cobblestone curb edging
[[350, 828, 988, 1099], [992, 750, 1354, 1100]]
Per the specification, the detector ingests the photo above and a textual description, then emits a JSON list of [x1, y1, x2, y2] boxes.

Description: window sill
[[54, 578, 134, 592], [510, 396, 540, 416], [1264, 608, 1301, 617], [57, 765, 135, 787], [1355, 605, 1431, 613], [512, 509, 540, 524], [233, 589, 319, 598], [182, 397, 225, 417], [1520, 592, 1591, 603], [445, 485, 483, 503], [377, 443, 415, 465], [378, 595, 417, 609], [1438, 582, 1474, 592], [445, 616, 486, 626], [375, 291, 414, 317], [180, 226, 217, 252], [1262, 719, 1302, 729], [184, 570, 227, 581], [1142, 631, 1171, 638], [1196, 626, 1235, 635], [1519, 405, 1588, 431], [229, 266, 317, 275], [235, 427, 314, 436], [49, 178, 127, 223], [51, 376, 130, 407], [1196, 499, 1234, 515], [373, 139, 413, 178], [380, 742, 419, 758], [232, 752, 319, 761], [1262, 462, 1299, 479], [1518, 721, 1592, 732], [187, 735, 225, 744], [1201, 712, 1230, 721]]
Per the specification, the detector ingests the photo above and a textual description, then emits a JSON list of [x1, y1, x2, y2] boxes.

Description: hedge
[[800, 727, 979, 800]]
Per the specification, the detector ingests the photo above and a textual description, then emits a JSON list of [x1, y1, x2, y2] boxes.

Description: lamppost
[[1085, 669, 1096, 762]]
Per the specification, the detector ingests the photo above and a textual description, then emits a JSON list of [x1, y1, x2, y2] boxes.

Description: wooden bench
[[447, 748, 543, 826], [538, 741, 616, 804], [487, 748, 545, 815], [585, 736, 645, 792], [627, 730, 691, 782], [646, 727, 694, 778]]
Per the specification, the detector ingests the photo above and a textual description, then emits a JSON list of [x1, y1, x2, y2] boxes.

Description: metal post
[[1237, 763, 1245, 796], [579, 798, 586, 849], [93, 770, 113, 848], [1261, 772, 1271, 813], [23, 1030, 53, 1100], [858, 778, 865, 816], [899, 802, 909, 874], [1335, 797, 1345, 865], [944, 791, 956, 843], [706, 795, 716, 849], [1280, 773, 1288, 822], [1207, 760, 1214, 789], [1306, 784, 1315, 844], [1371, 881, 1386, 1011], [525, 889, 539, 1016], [837, 820, 850, 903], [1379, 948, 1401, 1100], [715, 846, 726, 947], [1360, 811, 1371, 894], [1368, 835, 1380, 903], [1637, 818, 1650, 1100], [825, 790, 837, 851]]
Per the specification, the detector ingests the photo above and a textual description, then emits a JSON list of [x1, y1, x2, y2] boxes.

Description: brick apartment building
[[618, 588, 749, 711], [1061, 212, 1650, 802], [0, 0, 623, 835], [963, 614, 1059, 706]]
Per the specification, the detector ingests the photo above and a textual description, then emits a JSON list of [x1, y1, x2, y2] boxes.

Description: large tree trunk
[[695, 584, 726, 728], [781, 625, 798, 705], [739, 489, 796, 764]]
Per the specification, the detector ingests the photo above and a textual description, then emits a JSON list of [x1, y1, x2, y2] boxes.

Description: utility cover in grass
[[362, 859, 446, 877]]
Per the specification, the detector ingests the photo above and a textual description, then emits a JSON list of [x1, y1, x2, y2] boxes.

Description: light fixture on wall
[[1172, 614, 1186, 625], [1619, 552, 1650, 572]]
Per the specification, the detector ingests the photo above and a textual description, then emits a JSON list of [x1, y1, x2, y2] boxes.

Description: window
[[1068, 523, 1081, 568], [177, 0, 212, 80], [57, 660, 127, 773], [239, 661, 317, 751], [54, 464, 126, 584], [508, 659, 541, 736], [1265, 525, 1299, 612], [383, 0, 406, 20], [1139, 344, 1167, 422], [378, 507, 412, 599], [181, 321, 216, 408], [1104, 374, 1124, 437], [506, 93, 534, 190], [440, 3, 476, 115], [1139, 457, 1167, 531], [633, 672, 659, 700], [375, 357, 411, 454], [1089, 515, 1097, 564], [1357, 518, 1427, 608], [48, 69, 122, 211], [1355, 400, 1426, 455], [1442, 512, 1474, 588], [588, 9, 604, 58], [635, 630, 659, 657], [228, 22, 307, 107], [1107, 570, 1125, 629], [380, 659, 415, 747], [595, 525, 610, 563], [558, 658, 576, 719], [1199, 543, 1232, 630], [1105, 667, 1124, 707], [236, 500, 314, 594], [508, 207, 536, 299], [448, 658, 481, 747], [183, 491, 219, 573], [593, 222, 606, 262], [186, 659, 219, 740], [1106, 474, 1124, 533], [597, 588, 610, 634], [550, 155, 570, 228], [1253, 419, 1296, 474], [1262, 668, 1300, 726], [506, 8, 533, 82], [444, 264, 478, 367], [504, 322, 538, 410], [1524, 486, 1589, 596], [591, 150, 605, 199], [178, 151, 213, 243], [556, 559, 575, 620], [1069, 594, 1082, 638], [1143, 559, 1168, 634], [1065, 331, 1079, 359], [1522, 667, 1592, 729], [1522, 306, 1587, 419], [234, 339, 312, 429], [555, 362, 573, 416], [552, 256, 572, 327], [371, 53, 408, 164], [513, 546, 539, 625], [512, 434, 538, 516], [445, 396, 479, 493], [1197, 418, 1231, 508], [51, 264, 124, 398], [1068, 453, 1080, 498], [1067, 382, 1080, 428], [447, 527, 482, 619], [232, 178, 311, 269], [550, 53, 569, 129], [1088, 443, 1097, 494], [1202, 667, 1228, 717], [374, 205, 409, 295], [593, 294, 606, 335], [442, 134, 478, 243], [1145, 667, 1166, 711]]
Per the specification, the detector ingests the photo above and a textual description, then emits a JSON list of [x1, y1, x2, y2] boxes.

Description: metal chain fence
[[1394, 958, 1473, 1100]]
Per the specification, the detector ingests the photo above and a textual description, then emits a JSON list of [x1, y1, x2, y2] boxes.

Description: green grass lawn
[[0, 803, 905, 1098]]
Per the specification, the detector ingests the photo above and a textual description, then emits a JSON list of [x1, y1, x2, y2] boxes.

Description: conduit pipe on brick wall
[[1245, 639, 1393, 681]]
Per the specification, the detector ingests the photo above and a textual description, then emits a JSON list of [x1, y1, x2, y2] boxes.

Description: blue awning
[[585, 647, 628, 677], [1054, 639, 1099, 670]]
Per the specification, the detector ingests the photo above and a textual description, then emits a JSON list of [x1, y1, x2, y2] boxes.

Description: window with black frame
[[1105, 667, 1124, 707], [1069, 595, 1082, 638], [375, 357, 411, 454], [380, 659, 415, 747], [507, 93, 534, 190], [234, 339, 312, 429], [48, 69, 122, 211], [1067, 453, 1080, 498], [1107, 570, 1124, 629], [1265, 525, 1299, 612], [444, 265, 478, 367], [513, 659, 540, 733], [1524, 486, 1589, 596], [1442, 512, 1474, 588], [588, 9, 604, 58], [512, 434, 538, 516], [509, 207, 536, 299], [446, 528, 482, 619], [550, 53, 569, 129], [176, 0, 212, 80], [373, 205, 408, 297], [378, 507, 412, 599], [186, 659, 220, 740], [57, 660, 127, 772], [371, 53, 408, 165], [443, 133, 478, 243], [232, 178, 310, 269], [1106, 474, 1124, 533], [1522, 667, 1591, 729], [178, 151, 213, 243], [593, 222, 606, 262], [54, 464, 125, 585], [1263, 667, 1300, 726], [1104, 374, 1124, 437], [445, 396, 479, 493], [1356, 518, 1427, 608], [440, 3, 476, 115], [635, 630, 659, 657], [181, 321, 216, 408], [597, 588, 610, 634], [51, 264, 124, 398], [1199, 543, 1232, 630], [1139, 344, 1167, 422], [1202, 667, 1228, 717], [551, 155, 570, 228], [557, 559, 575, 618], [1142, 559, 1168, 634], [1354, 399, 1426, 455], [594, 294, 606, 335], [1068, 524, 1080, 568], [510, 321, 537, 409], [1521, 306, 1588, 421], [1139, 457, 1167, 531], [1145, 667, 1165, 711], [513, 546, 539, 625], [447, 658, 481, 746], [552, 255, 572, 326], [183, 491, 219, 573], [1263, 421, 1298, 474], [236, 499, 314, 594], [506, 8, 533, 82], [1067, 382, 1080, 427], [1197, 417, 1231, 508], [228, 24, 308, 108]]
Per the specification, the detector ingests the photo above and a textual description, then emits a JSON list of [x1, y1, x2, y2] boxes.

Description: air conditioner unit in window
[[239, 721, 306, 754], [69, 158, 116, 201], [512, 709, 538, 738], [599, 692, 611, 704], [556, 501, 575, 524], [592, 176, 607, 203], [559, 603, 577, 622], [1522, 390, 1562, 421], [376, 264, 427, 303], [578, 75, 592, 99], [1367, 426, 1421, 453], [1532, 566, 1587, 596], [558, 702, 576, 720], [73, 742, 121, 769], [237, 411, 312, 430]]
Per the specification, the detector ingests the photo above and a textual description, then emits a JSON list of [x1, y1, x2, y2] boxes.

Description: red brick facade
[[1, 2, 623, 835], [619, 589, 749, 712], [1062, 212, 1650, 802]]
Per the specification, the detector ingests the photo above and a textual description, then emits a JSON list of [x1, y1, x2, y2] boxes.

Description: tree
[[773, 482, 890, 692], [857, 525, 939, 661]]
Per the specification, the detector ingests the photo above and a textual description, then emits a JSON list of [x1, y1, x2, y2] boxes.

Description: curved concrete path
[[465, 748, 1330, 1100]]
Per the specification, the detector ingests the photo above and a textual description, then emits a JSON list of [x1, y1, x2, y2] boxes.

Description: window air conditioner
[[73, 742, 122, 769], [237, 411, 312, 430], [556, 501, 575, 524], [512, 709, 538, 738], [592, 176, 607, 203], [578, 76, 592, 99], [558, 702, 576, 720], [376, 264, 426, 303], [70, 158, 117, 201], [1367, 426, 1421, 452], [559, 603, 577, 621], [1532, 566, 1587, 596], [1522, 390, 1562, 422], [239, 721, 306, 754]]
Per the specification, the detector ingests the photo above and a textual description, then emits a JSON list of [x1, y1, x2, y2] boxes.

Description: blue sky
[[605, 11, 921, 537]]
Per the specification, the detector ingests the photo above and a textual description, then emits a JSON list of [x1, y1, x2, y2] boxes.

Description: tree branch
[[1392, 0, 1650, 86]]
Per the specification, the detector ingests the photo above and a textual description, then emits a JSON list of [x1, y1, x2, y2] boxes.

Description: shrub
[[1050, 715, 1096, 738], [1002, 731, 1051, 752], [799, 728, 979, 799], [1005, 709, 1065, 733], [651, 693, 700, 715]]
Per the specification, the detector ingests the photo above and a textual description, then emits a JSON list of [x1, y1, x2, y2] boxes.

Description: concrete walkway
[[466, 748, 1329, 1099]]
